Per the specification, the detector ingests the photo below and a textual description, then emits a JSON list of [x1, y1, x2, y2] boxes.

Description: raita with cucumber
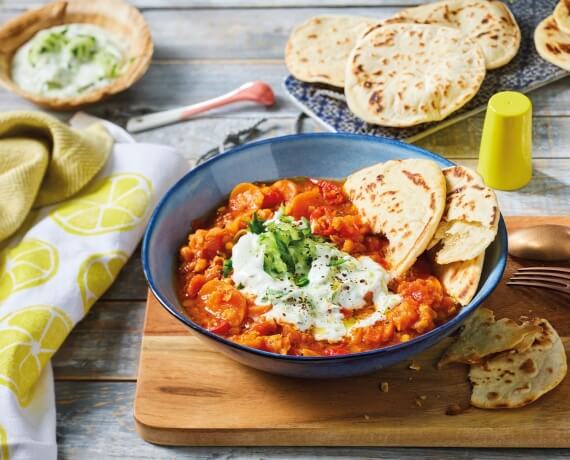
[[177, 178, 459, 356], [11, 24, 125, 98]]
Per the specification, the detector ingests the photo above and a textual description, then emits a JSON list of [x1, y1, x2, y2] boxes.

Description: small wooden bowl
[[0, 0, 153, 110]]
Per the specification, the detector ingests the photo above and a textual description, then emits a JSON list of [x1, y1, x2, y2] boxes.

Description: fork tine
[[512, 267, 570, 282], [511, 272, 569, 282], [516, 266, 570, 274], [507, 280, 569, 294], [511, 270, 570, 280], [508, 265, 570, 294], [509, 275, 567, 286]]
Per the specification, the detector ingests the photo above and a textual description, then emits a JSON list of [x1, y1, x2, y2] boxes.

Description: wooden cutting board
[[134, 216, 570, 447]]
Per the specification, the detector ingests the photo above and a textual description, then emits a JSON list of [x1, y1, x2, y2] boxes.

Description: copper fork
[[507, 267, 570, 294]]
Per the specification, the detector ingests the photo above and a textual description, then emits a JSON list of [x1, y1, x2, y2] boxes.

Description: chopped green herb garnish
[[295, 275, 309, 287], [236, 282, 244, 290], [266, 289, 286, 299], [329, 257, 346, 267], [248, 212, 266, 234], [222, 258, 233, 277]]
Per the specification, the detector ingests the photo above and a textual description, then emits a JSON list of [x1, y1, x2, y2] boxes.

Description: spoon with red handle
[[126, 81, 275, 133]]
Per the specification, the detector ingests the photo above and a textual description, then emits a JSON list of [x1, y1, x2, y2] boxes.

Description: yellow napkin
[[0, 111, 112, 242]]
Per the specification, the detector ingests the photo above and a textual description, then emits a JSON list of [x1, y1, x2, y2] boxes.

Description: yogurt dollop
[[232, 229, 401, 342]]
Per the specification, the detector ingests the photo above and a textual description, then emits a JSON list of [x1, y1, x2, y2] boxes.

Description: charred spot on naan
[[546, 42, 570, 55], [402, 170, 430, 190], [545, 18, 560, 32]]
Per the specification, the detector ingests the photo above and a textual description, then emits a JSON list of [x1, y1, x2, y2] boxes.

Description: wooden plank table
[[0, 0, 568, 458]]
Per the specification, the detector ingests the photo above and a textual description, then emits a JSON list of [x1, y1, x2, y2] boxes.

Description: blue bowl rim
[[142, 132, 508, 362]]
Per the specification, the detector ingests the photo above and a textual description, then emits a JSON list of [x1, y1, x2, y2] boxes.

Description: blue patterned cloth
[[284, 0, 567, 142]]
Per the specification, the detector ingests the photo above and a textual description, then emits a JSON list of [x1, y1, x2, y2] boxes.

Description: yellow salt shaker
[[477, 91, 532, 190]]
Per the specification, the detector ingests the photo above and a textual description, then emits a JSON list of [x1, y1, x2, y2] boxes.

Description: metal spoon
[[126, 81, 275, 133], [508, 225, 570, 261]]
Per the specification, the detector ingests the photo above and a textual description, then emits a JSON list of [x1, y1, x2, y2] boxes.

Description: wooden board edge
[[132, 419, 570, 448]]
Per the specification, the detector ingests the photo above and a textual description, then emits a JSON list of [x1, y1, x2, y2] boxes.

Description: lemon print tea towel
[[0, 113, 187, 460]]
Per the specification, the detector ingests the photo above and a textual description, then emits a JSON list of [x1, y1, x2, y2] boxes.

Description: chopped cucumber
[[94, 50, 121, 78], [255, 214, 321, 286], [28, 31, 69, 65], [69, 35, 97, 63]]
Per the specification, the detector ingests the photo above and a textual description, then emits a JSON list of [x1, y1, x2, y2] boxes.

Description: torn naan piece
[[429, 165, 499, 265], [344, 159, 446, 277], [438, 307, 543, 368], [470, 319, 568, 409], [433, 252, 484, 306]]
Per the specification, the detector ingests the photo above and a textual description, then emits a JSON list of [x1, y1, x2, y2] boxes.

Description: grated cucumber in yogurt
[[231, 214, 401, 342], [11, 24, 126, 98]]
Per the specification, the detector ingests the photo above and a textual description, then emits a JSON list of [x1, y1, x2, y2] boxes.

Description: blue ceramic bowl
[[142, 133, 507, 379]]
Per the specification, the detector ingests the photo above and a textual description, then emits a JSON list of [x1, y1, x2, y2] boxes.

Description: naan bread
[[438, 308, 543, 368], [344, 159, 446, 276], [433, 252, 484, 306], [429, 166, 499, 264], [285, 15, 378, 88], [345, 23, 485, 127], [535, 15, 570, 72], [553, 1, 570, 35], [387, 0, 520, 69], [470, 319, 567, 409]]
